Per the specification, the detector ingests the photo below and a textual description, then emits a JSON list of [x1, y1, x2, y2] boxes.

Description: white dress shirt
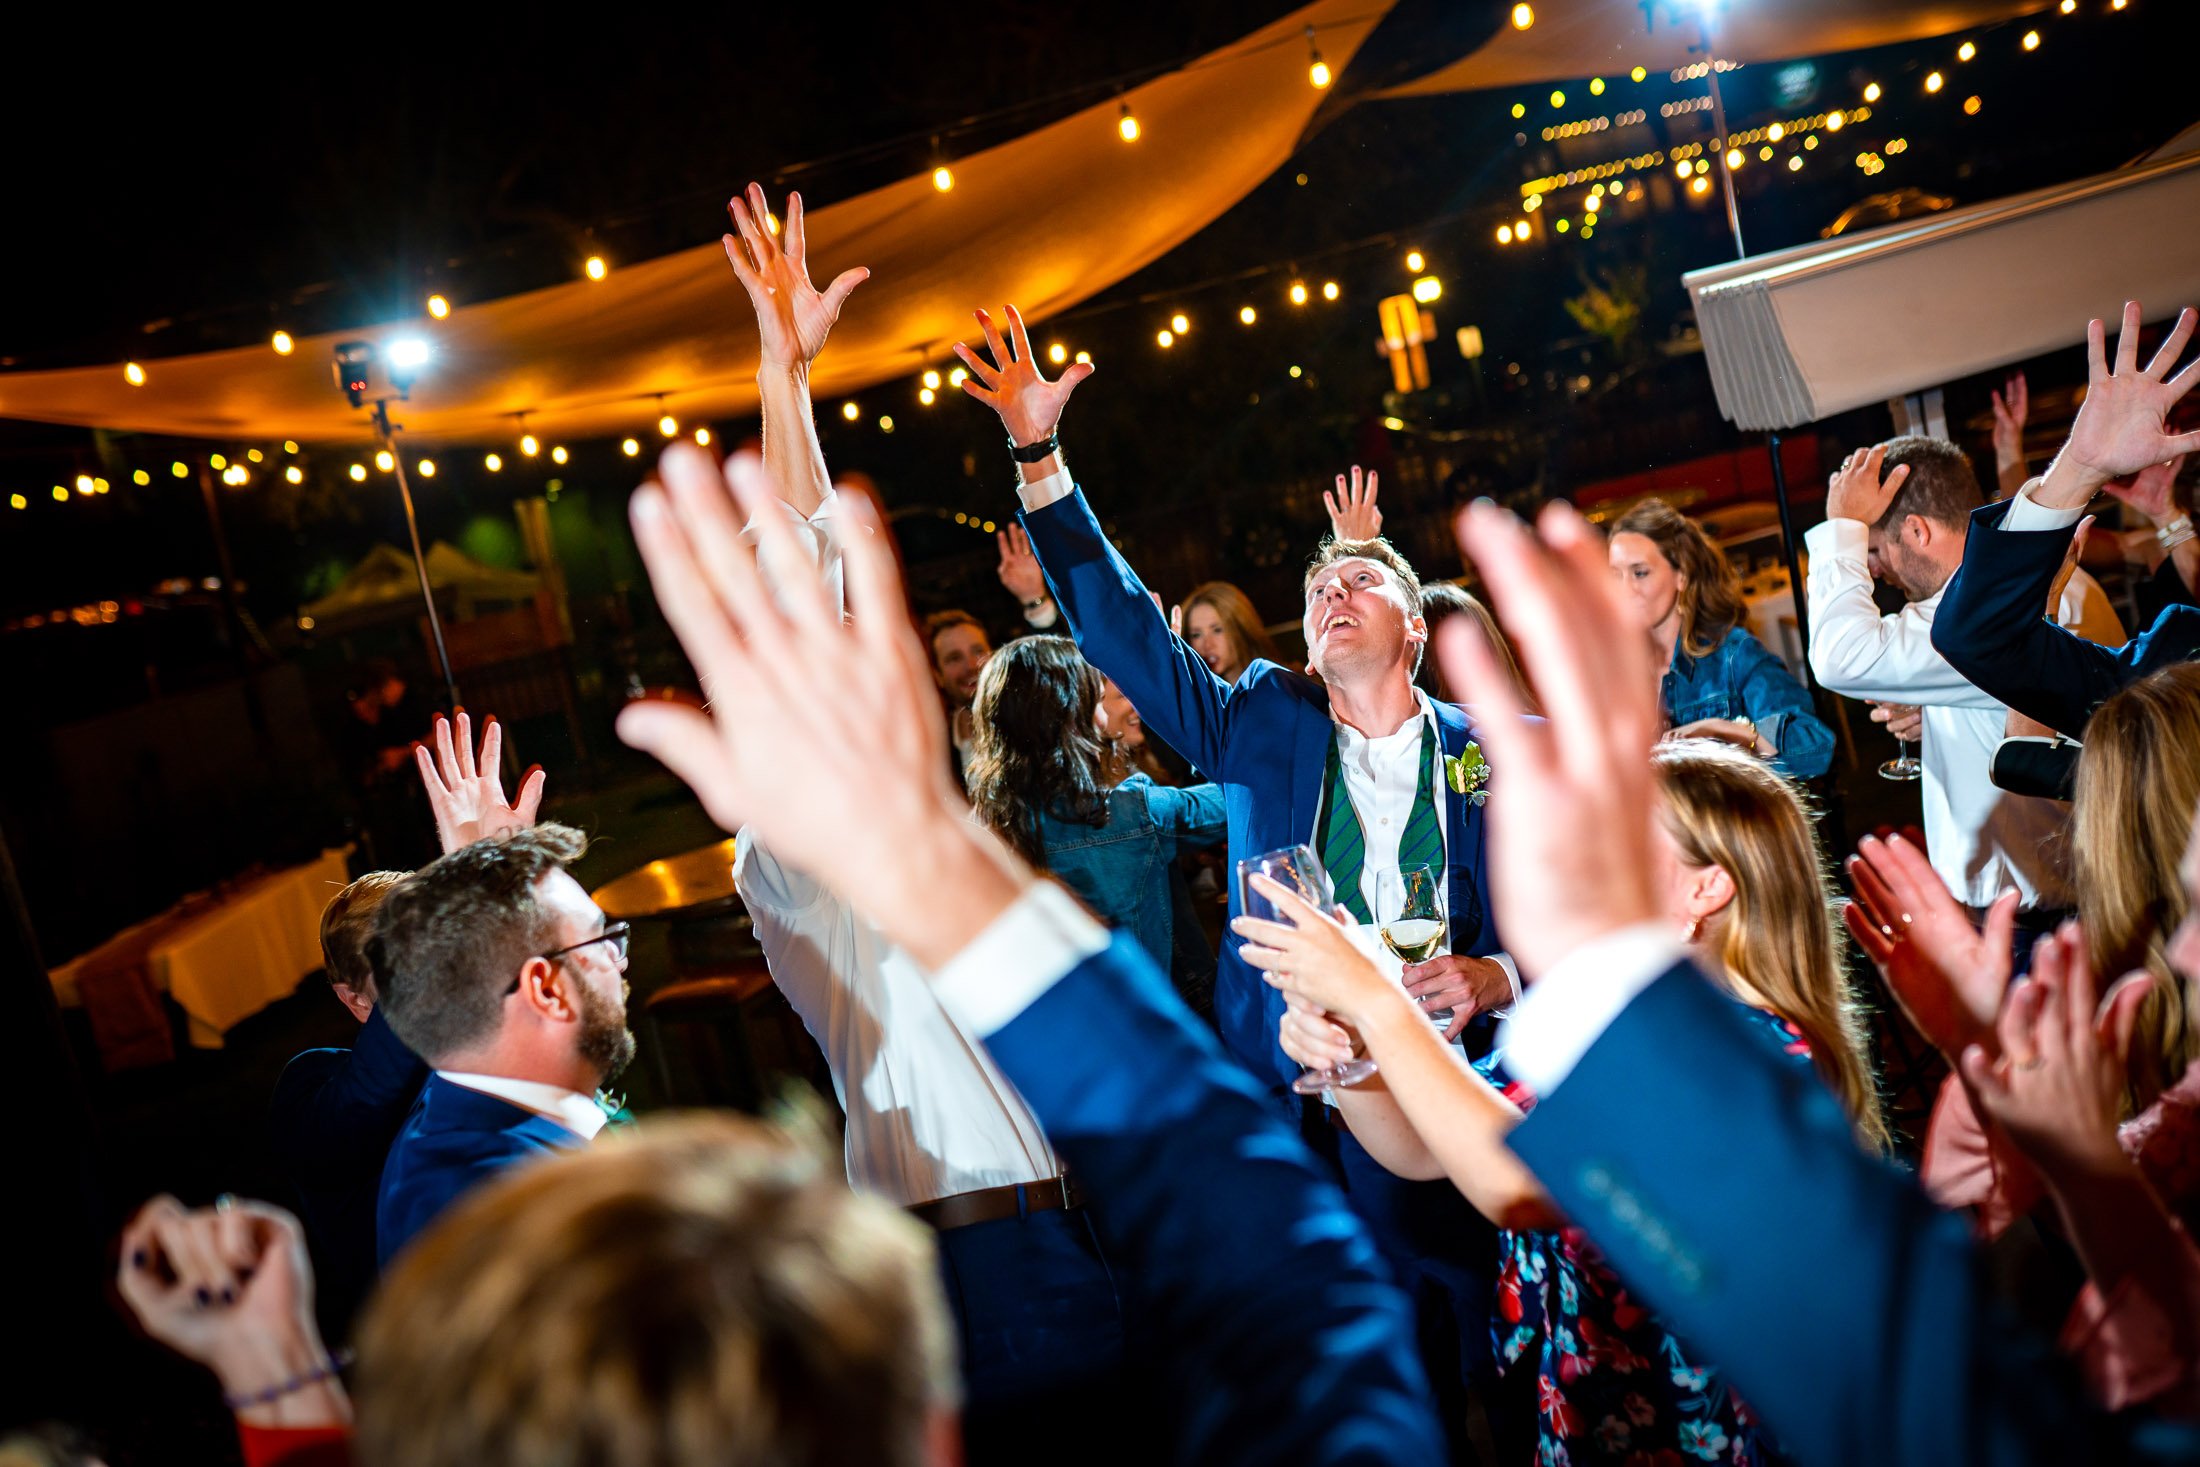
[[1804, 518, 2076, 908], [1017, 467, 1521, 1004], [436, 1071, 610, 1140], [736, 489, 1063, 1206]]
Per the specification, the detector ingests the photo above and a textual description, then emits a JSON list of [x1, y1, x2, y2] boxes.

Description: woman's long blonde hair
[[1182, 581, 1282, 677], [1653, 741, 1891, 1152], [1611, 499, 1748, 659], [2073, 664, 2200, 1116]]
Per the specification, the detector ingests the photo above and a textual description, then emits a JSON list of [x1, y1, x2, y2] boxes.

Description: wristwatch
[[1009, 432, 1060, 464]]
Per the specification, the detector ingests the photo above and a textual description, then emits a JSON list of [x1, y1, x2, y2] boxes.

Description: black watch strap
[[1009, 432, 1060, 464]]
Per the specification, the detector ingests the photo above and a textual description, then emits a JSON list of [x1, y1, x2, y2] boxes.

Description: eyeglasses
[[507, 922, 633, 993]]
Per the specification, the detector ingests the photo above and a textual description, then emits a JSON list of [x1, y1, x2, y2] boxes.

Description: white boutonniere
[[1446, 743, 1491, 807]]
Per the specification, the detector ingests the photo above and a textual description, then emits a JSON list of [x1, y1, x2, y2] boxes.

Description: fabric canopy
[[0, 0, 1390, 447], [1377, 0, 2042, 99], [1682, 146, 2200, 430], [303, 542, 539, 623]]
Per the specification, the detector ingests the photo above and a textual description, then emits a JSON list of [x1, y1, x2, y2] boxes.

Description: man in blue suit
[[946, 306, 1520, 1450], [614, 438, 1446, 1465], [1435, 491, 2200, 1465], [372, 822, 634, 1265], [1935, 302, 2200, 735]]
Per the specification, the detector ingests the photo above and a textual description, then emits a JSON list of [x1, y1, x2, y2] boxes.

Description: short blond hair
[[354, 1114, 956, 1467], [318, 871, 408, 995]]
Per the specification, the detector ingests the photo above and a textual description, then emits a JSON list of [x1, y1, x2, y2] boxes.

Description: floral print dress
[[1479, 1008, 1811, 1467]]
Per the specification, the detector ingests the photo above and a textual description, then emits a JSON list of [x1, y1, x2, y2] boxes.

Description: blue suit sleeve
[[1508, 963, 2124, 1467], [1020, 488, 1242, 777], [1728, 631, 1832, 779], [1141, 779, 1227, 852], [270, 1007, 428, 1191], [985, 937, 1444, 1466], [1933, 501, 2200, 737]]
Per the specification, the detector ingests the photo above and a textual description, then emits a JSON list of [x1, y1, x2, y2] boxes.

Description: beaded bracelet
[[223, 1349, 353, 1411]]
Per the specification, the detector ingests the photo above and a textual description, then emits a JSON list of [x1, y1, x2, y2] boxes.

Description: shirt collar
[[1333, 687, 1437, 753], [436, 1071, 610, 1140]]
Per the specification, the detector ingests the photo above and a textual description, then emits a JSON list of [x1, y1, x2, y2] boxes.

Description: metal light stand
[[371, 396, 460, 709]]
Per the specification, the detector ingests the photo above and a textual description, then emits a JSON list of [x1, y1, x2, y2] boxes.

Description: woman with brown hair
[[1237, 738, 1883, 1464], [1609, 498, 1833, 780], [1176, 581, 1282, 688]]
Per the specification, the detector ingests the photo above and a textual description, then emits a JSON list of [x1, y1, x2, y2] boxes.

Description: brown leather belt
[[908, 1174, 1082, 1232]]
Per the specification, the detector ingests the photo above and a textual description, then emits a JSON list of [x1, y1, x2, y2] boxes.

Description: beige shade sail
[[1377, 0, 2043, 99], [1683, 146, 2200, 431], [0, 0, 1391, 448]]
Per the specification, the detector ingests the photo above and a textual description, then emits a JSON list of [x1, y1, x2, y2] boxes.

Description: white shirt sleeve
[[928, 878, 1111, 1037], [1017, 468, 1075, 513], [1498, 923, 1687, 1095], [1802, 519, 2003, 707], [744, 489, 843, 616], [1490, 951, 1523, 1007], [2001, 481, 2091, 532]]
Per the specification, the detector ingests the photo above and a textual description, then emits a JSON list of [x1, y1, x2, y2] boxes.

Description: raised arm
[[1325, 465, 1383, 541], [414, 710, 545, 854], [956, 305, 1241, 774], [1991, 373, 2030, 502]]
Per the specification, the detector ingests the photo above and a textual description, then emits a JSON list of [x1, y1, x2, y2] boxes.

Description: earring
[[1682, 915, 1702, 944]]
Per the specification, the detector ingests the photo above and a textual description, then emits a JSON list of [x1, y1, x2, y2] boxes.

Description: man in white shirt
[[1807, 436, 2104, 913], [371, 823, 631, 1264], [714, 186, 1128, 1447]]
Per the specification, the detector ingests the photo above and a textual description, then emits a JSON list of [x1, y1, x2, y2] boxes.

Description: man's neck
[[434, 1044, 597, 1097], [1326, 669, 1421, 739]]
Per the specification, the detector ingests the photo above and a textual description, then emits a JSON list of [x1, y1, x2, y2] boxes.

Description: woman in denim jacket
[[1609, 499, 1834, 781], [970, 637, 1227, 1017]]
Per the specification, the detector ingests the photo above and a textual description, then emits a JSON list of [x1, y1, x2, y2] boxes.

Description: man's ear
[[515, 957, 580, 1023], [1903, 513, 1935, 551], [330, 982, 376, 1025]]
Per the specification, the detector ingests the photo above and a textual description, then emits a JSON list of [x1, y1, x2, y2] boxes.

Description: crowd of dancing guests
[[52, 183, 2200, 1467]]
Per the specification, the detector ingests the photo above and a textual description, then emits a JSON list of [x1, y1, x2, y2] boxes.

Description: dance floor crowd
[[57, 185, 2200, 1467]]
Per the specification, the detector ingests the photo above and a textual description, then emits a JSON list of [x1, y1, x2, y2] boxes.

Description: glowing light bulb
[[585, 256, 608, 280], [1690, 176, 1710, 195], [1863, 82, 1881, 103], [349, 464, 368, 482], [1289, 365, 1303, 379], [1048, 342, 1068, 364], [1550, 90, 1565, 108], [171, 461, 188, 478], [375, 450, 394, 472], [551, 445, 570, 464], [1726, 148, 1745, 169], [1239, 305, 1258, 324], [1677, 160, 1693, 178], [248, 448, 264, 463], [52, 486, 68, 502], [1768, 123, 1785, 141], [1788, 155, 1804, 171], [919, 387, 937, 405], [879, 416, 895, 432], [1630, 66, 1647, 83], [621, 438, 641, 457], [932, 165, 955, 192], [1958, 40, 1976, 61], [1322, 280, 1340, 300], [124, 362, 146, 386], [131, 468, 149, 486], [485, 453, 503, 472], [285, 465, 304, 485], [417, 459, 436, 478], [426, 294, 450, 319], [1586, 193, 1602, 211], [1405, 250, 1425, 272], [694, 428, 711, 446], [950, 367, 968, 386], [1826, 110, 1845, 130], [520, 434, 540, 457], [658, 414, 678, 437], [1309, 56, 1331, 89], [841, 401, 860, 421], [1156, 329, 1175, 348], [1511, 3, 1533, 28], [1964, 94, 1982, 115], [2023, 29, 2041, 48], [1590, 77, 1605, 95], [1511, 102, 1526, 119], [283, 441, 298, 454], [1557, 217, 1571, 232], [1170, 312, 1190, 335], [1117, 104, 1140, 142], [1925, 71, 1944, 93], [922, 369, 941, 390], [1411, 276, 1442, 303], [211, 454, 227, 469], [1289, 280, 1309, 305], [2059, 0, 2075, 12], [8, 495, 22, 510], [271, 330, 295, 355]]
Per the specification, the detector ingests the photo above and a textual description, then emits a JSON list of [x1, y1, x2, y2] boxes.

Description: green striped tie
[[1318, 722, 1444, 925]]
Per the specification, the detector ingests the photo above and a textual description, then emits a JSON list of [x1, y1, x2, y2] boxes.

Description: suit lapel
[[1430, 701, 1484, 939], [1287, 690, 1334, 858]]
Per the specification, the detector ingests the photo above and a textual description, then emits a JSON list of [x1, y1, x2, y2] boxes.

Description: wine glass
[[1377, 863, 1452, 1029], [1878, 724, 1922, 782], [1238, 845, 1377, 1095]]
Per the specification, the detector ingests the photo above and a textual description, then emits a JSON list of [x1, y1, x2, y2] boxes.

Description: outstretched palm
[[2060, 302, 2200, 487], [954, 304, 1094, 447], [723, 182, 868, 369], [1843, 833, 2010, 1062]]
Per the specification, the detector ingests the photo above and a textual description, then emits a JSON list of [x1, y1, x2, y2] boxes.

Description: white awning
[[1684, 145, 2200, 431]]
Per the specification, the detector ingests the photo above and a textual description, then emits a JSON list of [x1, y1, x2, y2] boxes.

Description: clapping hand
[[955, 305, 1094, 448], [415, 710, 545, 855], [1962, 924, 2153, 1185], [723, 183, 868, 370], [996, 524, 1048, 604], [2042, 302, 2200, 505], [1843, 832, 2013, 1063], [1325, 466, 1383, 541]]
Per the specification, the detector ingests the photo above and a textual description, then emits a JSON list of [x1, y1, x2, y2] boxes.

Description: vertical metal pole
[[193, 462, 247, 660], [1702, 24, 1747, 261], [374, 398, 460, 709], [1766, 431, 1818, 694]]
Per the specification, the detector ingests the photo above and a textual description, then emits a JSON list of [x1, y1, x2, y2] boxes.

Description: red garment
[[236, 1422, 352, 1467]]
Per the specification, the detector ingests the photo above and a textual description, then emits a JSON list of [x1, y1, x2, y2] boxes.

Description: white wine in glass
[[1378, 864, 1452, 1028]]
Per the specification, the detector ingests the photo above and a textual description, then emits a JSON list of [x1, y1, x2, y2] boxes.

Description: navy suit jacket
[[375, 1073, 584, 1267], [986, 932, 1444, 1465], [270, 1007, 427, 1338], [1022, 486, 1501, 1092], [1933, 500, 2200, 736], [1509, 960, 2200, 1467]]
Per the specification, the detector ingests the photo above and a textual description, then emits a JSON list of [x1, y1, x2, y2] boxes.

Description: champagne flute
[[1238, 845, 1378, 1095], [1378, 863, 1452, 1029], [1878, 714, 1922, 782]]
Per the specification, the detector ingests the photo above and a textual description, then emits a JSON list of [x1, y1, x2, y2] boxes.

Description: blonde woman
[[1238, 740, 1884, 1465], [1174, 582, 1281, 687]]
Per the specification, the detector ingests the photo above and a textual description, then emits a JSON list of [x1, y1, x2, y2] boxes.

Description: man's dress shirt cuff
[[1499, 923, 1685, 1095], [1017, 468, 1075, 512], [2003, 481, 2091, 532], [930, 878, 1111, 1038]]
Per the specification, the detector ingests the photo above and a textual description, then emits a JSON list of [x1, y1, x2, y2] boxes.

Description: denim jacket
[[1036, 775, 1227, 1002], [1662, 624, 1834, 781]]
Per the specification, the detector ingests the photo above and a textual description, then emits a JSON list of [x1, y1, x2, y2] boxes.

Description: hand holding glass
[[1238, 845, 1377, 1094]]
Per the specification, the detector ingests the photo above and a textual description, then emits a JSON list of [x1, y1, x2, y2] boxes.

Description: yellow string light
[[485, 453, 504, 472], [1289, 280, 1309, 305], [271, 331, 295, 355], [427, 294, 451, 319], [841, 401, 861, 420], [1322, 280, 1340, 300], [1511, 3, 1533, 28], [1118, 104, 1140, 142], [932, 165, 956, 192], [621, 438, 641, 456], [520, 434, 540, 457], [418, 459, 437, 478], [349, 464, 368, 482], [286, 465, 305, 484], [551, 445, 570, 464], [124, 362, 146, 386], [585, 256, 609, 281], [1239, 305, 1258, 325]]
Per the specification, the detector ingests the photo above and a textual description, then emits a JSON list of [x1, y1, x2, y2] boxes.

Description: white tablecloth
[[49, 848, 354, 1048]]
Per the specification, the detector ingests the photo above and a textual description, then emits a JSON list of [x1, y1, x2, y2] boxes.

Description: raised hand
[[1961, 924, 2153, 1184], [1843, 832, 2012, 1063], [723, 182, 869, 370], [954, 305, 1093, 448], [1990, 373, 2029, 475], [1435, 502, 1664, 978], [1825, 443, 1910, 526], [117, 1196, 348, 1427], [996, 524, 1048, 604], [2103, 453, 2188, 527], [2041, 302, 2200, 506], [1325, 466, 1383, 541], [415, 710, 546, 855]]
